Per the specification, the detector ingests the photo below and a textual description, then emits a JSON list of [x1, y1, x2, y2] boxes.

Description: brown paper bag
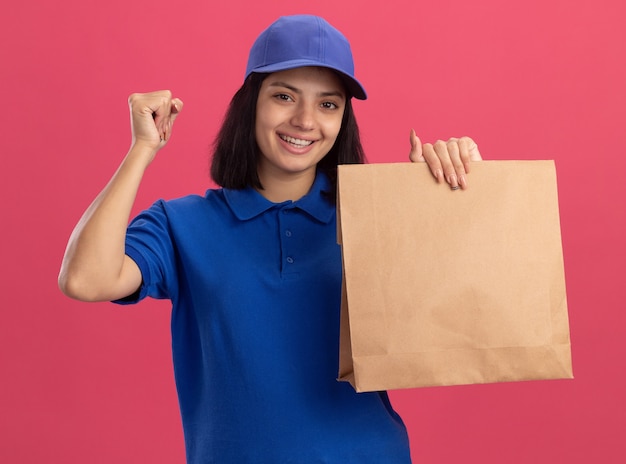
[[337, 161, 573, 392]]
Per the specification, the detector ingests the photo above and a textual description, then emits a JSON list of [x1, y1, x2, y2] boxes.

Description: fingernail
[[458, 175, 467, 189], [435, 169, 443, 182]]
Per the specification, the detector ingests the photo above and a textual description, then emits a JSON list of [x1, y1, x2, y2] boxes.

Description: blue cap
[[245, 15, 367, 100]]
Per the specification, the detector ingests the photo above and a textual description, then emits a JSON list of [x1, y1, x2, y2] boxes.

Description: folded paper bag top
[[337, 161, 572, 392]]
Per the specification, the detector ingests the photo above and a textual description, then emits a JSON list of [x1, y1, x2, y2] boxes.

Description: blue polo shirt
[[116, 173, 411, 463]]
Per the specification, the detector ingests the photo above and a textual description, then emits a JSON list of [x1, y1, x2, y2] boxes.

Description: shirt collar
[[223, 172, 335, 224]]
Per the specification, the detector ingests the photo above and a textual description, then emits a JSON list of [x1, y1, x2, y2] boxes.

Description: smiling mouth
[[279, 134, 314, 148]]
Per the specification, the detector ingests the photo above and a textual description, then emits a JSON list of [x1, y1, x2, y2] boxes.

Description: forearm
[[58, 144, 155, 301]]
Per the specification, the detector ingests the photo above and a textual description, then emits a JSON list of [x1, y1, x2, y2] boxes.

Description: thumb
[[408, 129, 424, 162], [159, 98, 184, 143], [169, 98, 184, 124]]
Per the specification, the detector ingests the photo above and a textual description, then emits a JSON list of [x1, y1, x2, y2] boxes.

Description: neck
[[256, 167, 316, 203]]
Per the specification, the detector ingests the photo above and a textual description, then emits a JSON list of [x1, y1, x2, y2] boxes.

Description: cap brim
[[249, 60, 367, 100]]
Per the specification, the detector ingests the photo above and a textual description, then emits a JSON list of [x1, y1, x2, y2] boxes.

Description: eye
[[321, 101, 339, 110], [274, 93, 293, 102]]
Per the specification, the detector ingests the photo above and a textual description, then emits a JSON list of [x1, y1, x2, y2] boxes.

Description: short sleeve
[[112, 199, 178, 305]]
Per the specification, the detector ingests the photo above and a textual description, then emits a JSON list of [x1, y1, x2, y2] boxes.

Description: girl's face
[[255, 66, 346, 185]]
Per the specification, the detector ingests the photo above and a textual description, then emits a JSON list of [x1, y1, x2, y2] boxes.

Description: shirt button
[[285, 230, 292, 237], [286, 257, 294, 264]]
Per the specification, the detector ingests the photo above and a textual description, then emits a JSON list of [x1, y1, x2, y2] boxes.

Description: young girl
[[59, 15, 481, 463]]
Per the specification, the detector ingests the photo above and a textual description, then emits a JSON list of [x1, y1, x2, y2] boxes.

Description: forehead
[[261, 67, 346, 96]]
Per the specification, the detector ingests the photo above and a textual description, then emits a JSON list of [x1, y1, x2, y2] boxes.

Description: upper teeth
[[281, 135, 313, 147]]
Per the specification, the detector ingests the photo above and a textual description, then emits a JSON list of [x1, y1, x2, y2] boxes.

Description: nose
[[290, 102, 315, 131]]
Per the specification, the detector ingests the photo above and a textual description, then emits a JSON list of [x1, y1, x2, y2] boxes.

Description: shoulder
[[155, 188, 227, 213], [128, 189, 229, 229], [166, 188, 225, 205]]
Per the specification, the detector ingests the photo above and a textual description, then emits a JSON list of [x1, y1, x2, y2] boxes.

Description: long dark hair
[[211, 72, 366, 201]]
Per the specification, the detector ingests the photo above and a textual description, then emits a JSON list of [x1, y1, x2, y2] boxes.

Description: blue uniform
[[115, 172, 411, 463]]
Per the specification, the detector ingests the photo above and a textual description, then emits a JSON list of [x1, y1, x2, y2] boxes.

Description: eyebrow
[[267, 81, 346, 99]]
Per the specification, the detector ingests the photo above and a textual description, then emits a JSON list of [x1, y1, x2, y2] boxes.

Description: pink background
[[2, 0, 625, 462]]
